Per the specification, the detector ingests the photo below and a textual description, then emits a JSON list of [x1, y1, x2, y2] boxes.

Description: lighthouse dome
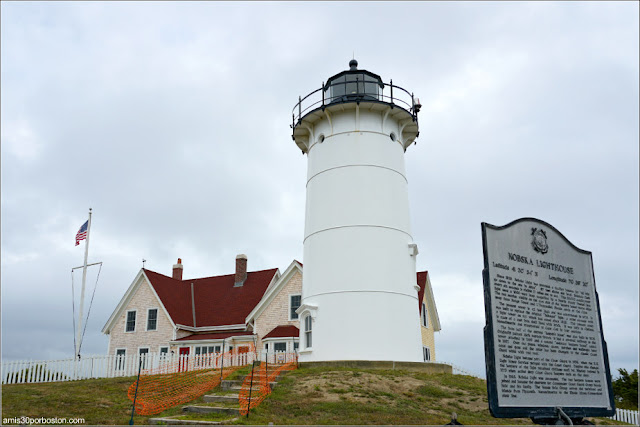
[[323, 59, 384, 104]]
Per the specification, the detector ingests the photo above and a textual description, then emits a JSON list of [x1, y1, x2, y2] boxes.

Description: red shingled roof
[[417, 271, 428, 314], [143, 267, 278, 328], [174, 331, 254, 341], [263, 325, 299, 339]]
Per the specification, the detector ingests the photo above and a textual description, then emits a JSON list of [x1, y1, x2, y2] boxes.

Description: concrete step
[[203, 394, 239, 403], [220, 379, 242, 388], [183, 405, 240, 415], [149, 415, 238, 425], [227, 382, 277, 393], [221, 380, 277, 391]]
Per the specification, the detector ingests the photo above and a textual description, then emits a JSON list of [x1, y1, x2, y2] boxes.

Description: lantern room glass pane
[[344, 73, 358, 95], [326, 72, 381, 104], [328, 75, 346, 100]]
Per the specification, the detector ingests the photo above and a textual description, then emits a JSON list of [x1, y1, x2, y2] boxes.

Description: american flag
[[75, 221, 88, 246]]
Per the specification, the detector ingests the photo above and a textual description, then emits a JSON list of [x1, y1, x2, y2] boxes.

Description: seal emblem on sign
[[531, 228, 549, 254]]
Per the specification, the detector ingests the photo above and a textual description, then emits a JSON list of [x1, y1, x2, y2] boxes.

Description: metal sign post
[[246, 360, 257, 418], [129, 356, 143, 425]]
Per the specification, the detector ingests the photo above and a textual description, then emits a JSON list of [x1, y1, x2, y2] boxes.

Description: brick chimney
[[234, 254, 247, 287], [172, 258, 183, 280]]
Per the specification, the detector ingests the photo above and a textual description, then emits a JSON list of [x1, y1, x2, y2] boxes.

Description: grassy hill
[[1, 366, 626, 425]]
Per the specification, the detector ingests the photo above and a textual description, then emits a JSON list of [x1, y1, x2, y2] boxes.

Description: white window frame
[[304, 315, 313, 349], [146, 308, 159, 331], [138, 347, 150, 369], [158, 346, 169, 361], [423, 346, 431, 362], [115, 348, 126, 371], [296, 303, 317, 354], [421, 302, 428, 328], [194, 345, 218, 367], [272, 342, 287, 353], [289, 294, 302, 320], [125, 310, 137, 333], [195, 345, 220, 355], [262, 338, 299, 355]]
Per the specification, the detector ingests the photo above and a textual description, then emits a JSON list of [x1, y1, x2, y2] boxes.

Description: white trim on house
[[146, 307, 159, 331], [296, 307, 316, 353], [245, 260, 302, 324], [262, 337, 299, 353], [102, 269, 176, 334], [263, 269, 282, 293], [125, 309, 137, 333], [174, 324, 248, 332], [423, 272, 441, 332], [295, 302, 318, 319], [168, 334, 256, 346]]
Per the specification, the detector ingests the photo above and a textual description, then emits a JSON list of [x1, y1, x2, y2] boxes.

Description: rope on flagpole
[[78, 262, 103, 354], [71, 270, 77, 357]]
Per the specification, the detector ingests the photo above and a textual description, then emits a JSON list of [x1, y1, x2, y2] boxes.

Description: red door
[[179, 347, 190, 372]]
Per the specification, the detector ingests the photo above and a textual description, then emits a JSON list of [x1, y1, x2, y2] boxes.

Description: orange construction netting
[[238, 352, 298, 416], [128, 345, 255, 416]]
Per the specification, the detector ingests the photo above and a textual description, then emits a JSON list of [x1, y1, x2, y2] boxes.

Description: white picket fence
[[608, 408, 639, 425], [2, 351, 256, 385], [445, 362, 484, 379]]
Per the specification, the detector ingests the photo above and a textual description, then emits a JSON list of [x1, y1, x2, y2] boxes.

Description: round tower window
[[317, 134, 325, 144], [390, 132, 397, 142]]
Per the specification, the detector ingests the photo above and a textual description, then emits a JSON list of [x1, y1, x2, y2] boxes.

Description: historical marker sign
[[482, 218, 615, 420]]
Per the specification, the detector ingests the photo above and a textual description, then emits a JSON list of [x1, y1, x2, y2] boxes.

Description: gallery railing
[[292, 78, 420, 130]]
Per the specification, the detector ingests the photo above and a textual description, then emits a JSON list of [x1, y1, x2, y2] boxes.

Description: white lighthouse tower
[[293, 60, 423, 362]]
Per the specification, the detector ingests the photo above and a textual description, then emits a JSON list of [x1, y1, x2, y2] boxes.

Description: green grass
[[2, 367, 629, 425], [1, 376, 152, 425]]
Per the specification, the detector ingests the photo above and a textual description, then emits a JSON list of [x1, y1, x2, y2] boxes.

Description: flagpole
[[76, 208, 92, 360]]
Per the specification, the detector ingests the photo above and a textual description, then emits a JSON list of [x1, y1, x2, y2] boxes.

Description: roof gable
[[102, 269, 174, 334], [417, 270, 441, 332], [144, 267, 279, 328], [245, 260, 302, 324], [264, 325, 300, 339]]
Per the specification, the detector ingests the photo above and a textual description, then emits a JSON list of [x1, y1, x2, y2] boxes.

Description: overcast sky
[[2, 2, 638, 379]]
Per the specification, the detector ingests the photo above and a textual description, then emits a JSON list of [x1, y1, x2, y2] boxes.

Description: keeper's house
[[102, 255, 440, 361]]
